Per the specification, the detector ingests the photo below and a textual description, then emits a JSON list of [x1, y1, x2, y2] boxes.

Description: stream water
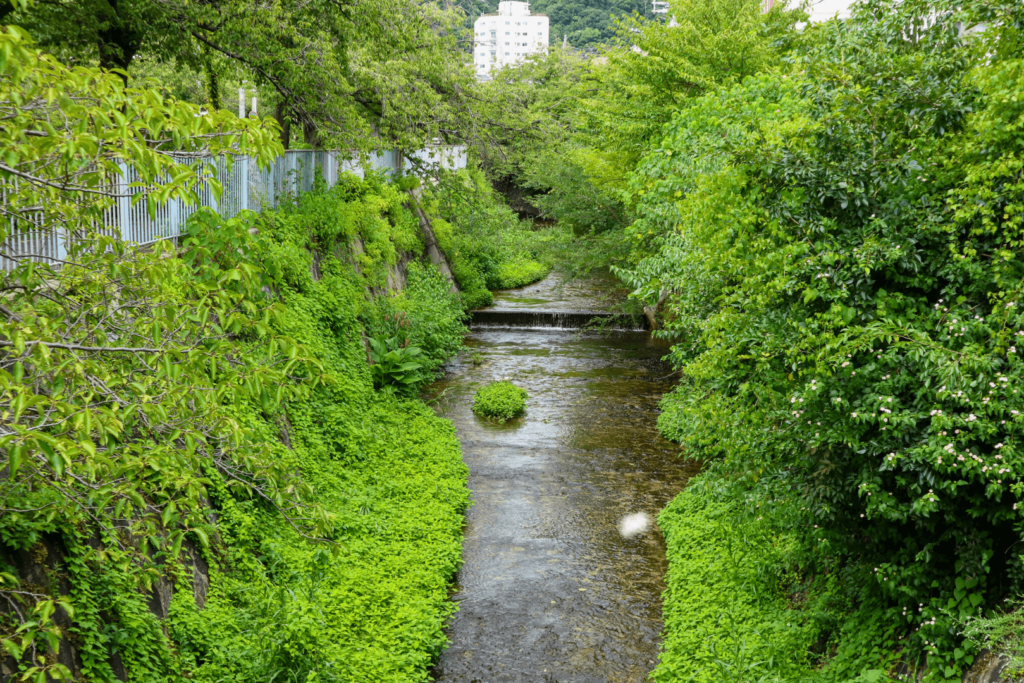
[[429, 275, 701, 682]]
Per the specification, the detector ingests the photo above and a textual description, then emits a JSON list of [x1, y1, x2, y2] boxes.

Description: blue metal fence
[[0, 146, 467, 269]]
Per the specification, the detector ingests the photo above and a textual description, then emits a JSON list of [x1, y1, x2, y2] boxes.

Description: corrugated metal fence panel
[[402, 146, 467, 173], [2, 146, 466, 268], [0, 179, 58, 270]]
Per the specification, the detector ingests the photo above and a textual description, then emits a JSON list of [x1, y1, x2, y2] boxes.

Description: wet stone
[[429, 276, 700, 683]]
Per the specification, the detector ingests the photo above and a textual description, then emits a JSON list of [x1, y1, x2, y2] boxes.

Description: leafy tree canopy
[[3, 0, 474, 150]]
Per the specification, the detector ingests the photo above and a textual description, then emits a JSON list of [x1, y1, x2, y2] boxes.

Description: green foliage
[[472, 381, 528, 422], [492, 257, 549, 290], [362, 260, 467, 371], [426, 168, 552, 305], [368, 337, 429, 395], [623, 0, 1024, 678], [0, 30, 472, 678], [524, 148, 632, 236], [475, 0, 804, 262], [6, 0, 474, 150], [0, 27, 294, 681], [576, 0, 802, 171], [656, 476, 831, 683]]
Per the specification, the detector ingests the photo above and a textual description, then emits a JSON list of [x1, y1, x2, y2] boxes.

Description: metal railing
[[0, 146, 467, 270]]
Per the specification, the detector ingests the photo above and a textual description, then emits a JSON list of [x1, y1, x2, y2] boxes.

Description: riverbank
[[0, 174, 499, 681]]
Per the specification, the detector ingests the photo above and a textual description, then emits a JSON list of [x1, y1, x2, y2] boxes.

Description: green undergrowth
[[0, 174, 471, 681], [657, 463, 937, 683], [655, 476, 825, 683], [426, 168, 555, 307], [171, 178, 472, 681], [472, 381, 527, 422], [492, 257, 548, 290]]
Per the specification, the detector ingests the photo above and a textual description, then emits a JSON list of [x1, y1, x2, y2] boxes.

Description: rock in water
[[618, 512, 651, 539]]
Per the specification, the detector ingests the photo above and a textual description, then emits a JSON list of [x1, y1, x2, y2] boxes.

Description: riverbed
[[429, 275, 700, 682]]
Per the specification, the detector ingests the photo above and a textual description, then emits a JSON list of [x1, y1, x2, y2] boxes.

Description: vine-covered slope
[[0, 174, 471, 682]]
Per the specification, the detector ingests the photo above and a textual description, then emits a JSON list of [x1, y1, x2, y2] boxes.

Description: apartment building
[[473, 1, 549, 80]]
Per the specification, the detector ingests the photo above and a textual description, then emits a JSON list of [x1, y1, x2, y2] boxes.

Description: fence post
[[238, 156, 249, 213], [208, 158, 220, 215], [167, 195, 180, 240], [117, 161, 132, 242]]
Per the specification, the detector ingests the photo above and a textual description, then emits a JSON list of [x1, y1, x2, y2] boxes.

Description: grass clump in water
[[472, 381, 527, 422]]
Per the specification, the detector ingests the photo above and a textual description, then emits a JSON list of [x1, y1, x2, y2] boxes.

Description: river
[[429, 274, 700, 682]]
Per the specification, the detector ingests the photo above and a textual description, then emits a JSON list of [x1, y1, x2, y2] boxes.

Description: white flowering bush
[[638, 0, 1024, 678]]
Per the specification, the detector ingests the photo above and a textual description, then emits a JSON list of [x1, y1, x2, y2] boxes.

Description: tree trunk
[[96, 0, 143, 84], [302, 119, 321, 149], [643, 289, 670, 331], [203, 46, 220, 110]]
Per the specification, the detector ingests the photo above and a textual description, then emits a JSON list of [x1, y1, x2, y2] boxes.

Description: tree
[[624, 0, 1024, 675], [5, 0, 476, 151], [0, 23, 333, 679]]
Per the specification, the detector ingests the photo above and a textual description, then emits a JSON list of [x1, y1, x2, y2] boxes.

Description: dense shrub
[[363, 261, 467, 374], [619, 0, 1024, 678], [425, 168, 552, 306], [472, 381, 528, 421]]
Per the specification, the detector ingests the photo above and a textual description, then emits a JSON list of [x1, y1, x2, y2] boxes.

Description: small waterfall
[[469, 309, 647, 330]]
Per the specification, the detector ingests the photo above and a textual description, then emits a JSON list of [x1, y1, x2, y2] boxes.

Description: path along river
[[429, 275, 701, 682]]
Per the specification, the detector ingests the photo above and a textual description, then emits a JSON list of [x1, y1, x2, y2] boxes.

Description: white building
[[763, 0, 852, 21], [473, 1, 549, 80]]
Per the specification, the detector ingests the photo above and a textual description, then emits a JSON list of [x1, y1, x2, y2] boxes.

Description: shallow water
[[429, 275, 700, 682]]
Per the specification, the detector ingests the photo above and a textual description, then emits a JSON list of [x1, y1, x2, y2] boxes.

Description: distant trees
[[471, 0, 801, 240]]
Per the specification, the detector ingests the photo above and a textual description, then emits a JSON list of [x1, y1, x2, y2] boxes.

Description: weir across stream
[[429, 275, 700, 682]]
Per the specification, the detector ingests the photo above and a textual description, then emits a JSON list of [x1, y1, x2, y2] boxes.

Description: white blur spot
[[618, 512, 651, 539]]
